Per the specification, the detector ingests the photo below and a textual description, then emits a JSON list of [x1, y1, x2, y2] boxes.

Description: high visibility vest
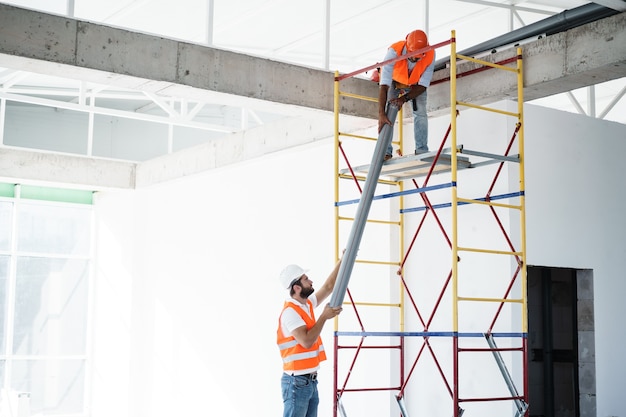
[[277, 300, 327, 373], [390, 40, 435, 87]]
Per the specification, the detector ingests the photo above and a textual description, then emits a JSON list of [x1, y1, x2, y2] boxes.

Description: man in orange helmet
[[378, 29, 436, 160]]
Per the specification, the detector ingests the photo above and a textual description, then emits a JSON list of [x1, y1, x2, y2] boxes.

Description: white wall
[[524, 103, 626, 417], [91, 102, 626, 417], [92, 141, 340, 417]]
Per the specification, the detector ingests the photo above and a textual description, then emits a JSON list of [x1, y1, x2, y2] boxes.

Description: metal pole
[[329, 104, 399, 308], [450, 29, 460, 417]]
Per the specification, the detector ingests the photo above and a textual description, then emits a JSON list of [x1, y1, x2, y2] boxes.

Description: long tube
[[434, 3, 617, 70], [329, 104, 399, 308]]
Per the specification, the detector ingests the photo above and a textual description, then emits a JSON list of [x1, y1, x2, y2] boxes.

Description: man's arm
[[387, 84, 426, 110], [403, 84, 426, 102], [378, 84, 390, 116], [290, 304, 343, 349], [378, 84, 392, 133], [314, 257, 342, 304], [378, 48, 396, 133]]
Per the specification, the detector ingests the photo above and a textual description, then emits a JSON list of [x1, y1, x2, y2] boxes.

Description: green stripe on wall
[[0, 183, 16, 198], [20, 185, 93, 205]]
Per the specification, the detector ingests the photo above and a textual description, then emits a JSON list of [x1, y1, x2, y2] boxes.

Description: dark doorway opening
[[527, 267, 595, 417]]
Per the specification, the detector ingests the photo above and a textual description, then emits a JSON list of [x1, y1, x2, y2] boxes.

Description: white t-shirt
[[280, 294, 318, 337]]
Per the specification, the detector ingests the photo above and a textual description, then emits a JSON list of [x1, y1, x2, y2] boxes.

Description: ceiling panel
[[0, 0, 624, 165]]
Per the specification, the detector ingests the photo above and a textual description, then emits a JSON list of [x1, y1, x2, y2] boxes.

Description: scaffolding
[[332, 31, 528, 417]]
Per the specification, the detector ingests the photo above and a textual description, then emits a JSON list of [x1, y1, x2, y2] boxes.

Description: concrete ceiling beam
[[0, 4, 377, 120], [0, 148, 136, 190], [428, 11, 626, 116], [0, 4, 624, 189]]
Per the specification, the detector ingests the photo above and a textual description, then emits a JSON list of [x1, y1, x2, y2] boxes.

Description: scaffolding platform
[[340, 147, 471, 182]]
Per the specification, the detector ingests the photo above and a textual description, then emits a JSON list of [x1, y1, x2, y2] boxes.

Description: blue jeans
[[281, 373, 319, 417], [386, 87, 428, 156]]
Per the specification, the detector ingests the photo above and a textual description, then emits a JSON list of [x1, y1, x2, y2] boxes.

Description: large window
[[0, 185, 93, 416]]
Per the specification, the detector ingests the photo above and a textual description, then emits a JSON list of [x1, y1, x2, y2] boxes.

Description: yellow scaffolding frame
[[333, 31, 528, 417]]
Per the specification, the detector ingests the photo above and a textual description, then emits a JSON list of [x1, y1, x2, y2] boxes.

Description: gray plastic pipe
[[329, 104, 399, 308], [434, 3, 618, 70]]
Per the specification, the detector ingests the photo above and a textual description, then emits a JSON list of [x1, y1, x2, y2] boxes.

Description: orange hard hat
[[406, 30, 429, 53]]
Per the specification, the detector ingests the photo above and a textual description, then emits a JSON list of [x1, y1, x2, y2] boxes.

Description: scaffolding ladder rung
[[354, 259, 400, 266], [458, 296, 523, 303], [337, 344, 402, 349], [457, 101, 519, 117], [338, 216, 401, 226], [456, 53, 520, 72], [457, 246, 522, 256], [458, 147, 520, 163], [338, 173, 400, 186], [342, 301, 402, 308], [338, 132, 377, 141], [338, 91, 378, 102], [341, 387, 400, 393]]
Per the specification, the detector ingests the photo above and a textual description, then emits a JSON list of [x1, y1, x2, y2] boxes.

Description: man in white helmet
[[277, 259, 343, 417]]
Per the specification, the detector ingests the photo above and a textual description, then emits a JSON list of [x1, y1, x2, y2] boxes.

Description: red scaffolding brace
[[332, 31, 528, 417]]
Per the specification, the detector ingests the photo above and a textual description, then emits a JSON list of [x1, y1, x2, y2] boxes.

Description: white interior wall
[[523, 103, 626, 417], [91, 101, 626, 417], [93, 141, 339, 417]]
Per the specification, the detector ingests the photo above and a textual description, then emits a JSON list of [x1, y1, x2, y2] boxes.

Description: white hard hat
[[279, 264, 308, 289]]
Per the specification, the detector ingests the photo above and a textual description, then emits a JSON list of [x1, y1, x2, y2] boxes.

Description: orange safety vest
[[389, 40, 435, 87], [277, 300, 327, 373]]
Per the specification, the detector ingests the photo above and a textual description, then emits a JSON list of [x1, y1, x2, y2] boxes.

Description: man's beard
[[301, 286, 315, 299]]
